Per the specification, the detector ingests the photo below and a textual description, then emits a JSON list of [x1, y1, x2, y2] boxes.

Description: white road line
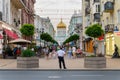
[[48, 76, 61, 78], [72, 75, 104, 77]]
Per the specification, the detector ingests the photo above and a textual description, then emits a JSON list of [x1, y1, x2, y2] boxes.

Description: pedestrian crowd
[[42, 46, 84, 60]]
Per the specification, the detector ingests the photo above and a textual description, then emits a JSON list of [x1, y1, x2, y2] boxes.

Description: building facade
[[83, 0, 120, 55], [34, 15, 54, 47], [68, 10, 83, 48], [100, 0, 120, 55], [82, 0, 105, 54], [21, 0, 36, 25], [0, 0, 36, 57], [0, 0, 26, 56]]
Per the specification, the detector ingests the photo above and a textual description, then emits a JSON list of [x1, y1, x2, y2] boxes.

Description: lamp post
[[40, 28, 44, 47], [2, 29, 7, 59], [75, 24, 83, 49], [36, 28, 44, 54]]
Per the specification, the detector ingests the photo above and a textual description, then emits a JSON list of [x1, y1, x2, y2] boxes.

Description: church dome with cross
[[57, 18, 66, 28]]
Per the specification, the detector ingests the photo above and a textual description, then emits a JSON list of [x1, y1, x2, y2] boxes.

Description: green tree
[[40, 33, 52, 42], [85, 24, 104, 38], [20, 24, 35, 40], [40, 33, 58, 46], [85, 24, 104, 56], [63, 34, 79, 45]]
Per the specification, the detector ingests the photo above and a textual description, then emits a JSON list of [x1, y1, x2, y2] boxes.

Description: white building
[[34, 15, 54, 47], [68, 10, 82, 48], [0, 0, 24, 56]]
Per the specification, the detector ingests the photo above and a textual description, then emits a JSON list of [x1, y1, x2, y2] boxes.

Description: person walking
[[76, 47, 82, 58], [67, 47, 72, 59], [56, 46, 67, 69], [13, 47, 18, 59], [112, 44, 119, 58], [72, 46, 76, 58], [44, 47, 49, 60]]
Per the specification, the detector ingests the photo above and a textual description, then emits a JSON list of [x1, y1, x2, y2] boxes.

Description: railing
[[105, 24, 114, 33], [94, 0, 100, 3], [85, 0, 89, 2]]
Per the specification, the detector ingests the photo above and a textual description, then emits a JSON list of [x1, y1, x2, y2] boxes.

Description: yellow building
[[82, 0, 120, 55], [82, 0, 102, 53], [101, 0, 120, 55]]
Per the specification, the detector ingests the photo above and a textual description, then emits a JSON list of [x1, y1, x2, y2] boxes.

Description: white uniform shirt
[[57, 50, 65, 57]]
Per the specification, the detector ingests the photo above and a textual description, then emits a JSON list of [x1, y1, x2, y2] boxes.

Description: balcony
[[105, 24, 114, 33], [104, 1, 114, 13], [85, 0, 89, 2], [94, 13, 100, 22], [94, 0, 100, 3], [11, 0, 25, 9], [85, 6, 90, 15]]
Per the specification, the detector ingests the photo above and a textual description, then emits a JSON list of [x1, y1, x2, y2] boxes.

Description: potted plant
[[17, 24, 39, 68], [84, 24, 106, 68], [17, 49, 39, 68]]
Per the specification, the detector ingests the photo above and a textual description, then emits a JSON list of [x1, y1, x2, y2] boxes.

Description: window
[[96, 4, 100, 12], [117, 10, 120, 24], [98, 5, 100, 12]]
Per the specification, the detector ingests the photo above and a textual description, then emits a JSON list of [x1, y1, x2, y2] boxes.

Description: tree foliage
[[40, 33, 58, 44], [63, 34, 79, 44], [20, 24, 35, 36], [85, 24, 104, 38]]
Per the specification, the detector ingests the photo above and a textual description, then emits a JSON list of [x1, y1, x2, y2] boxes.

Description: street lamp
[[75, 23, 83, 49], [36, 28, 44, 47], [40, 28, 44, 47]]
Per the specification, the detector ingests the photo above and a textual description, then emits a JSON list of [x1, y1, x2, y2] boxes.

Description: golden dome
[[57, 19, 66, 28]]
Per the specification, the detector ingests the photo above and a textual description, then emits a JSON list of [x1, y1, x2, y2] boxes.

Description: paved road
[[0, 70, 120, 80]]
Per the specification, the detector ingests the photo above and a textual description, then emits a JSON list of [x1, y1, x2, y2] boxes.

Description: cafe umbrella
[[9, 38, 31, 44]]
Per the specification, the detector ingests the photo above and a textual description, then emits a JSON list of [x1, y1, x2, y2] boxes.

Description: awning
[[4, 29, 19, 39]]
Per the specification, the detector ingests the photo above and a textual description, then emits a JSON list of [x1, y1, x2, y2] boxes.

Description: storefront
[[0, 21, 19, 58], [105, 33, 114, 56], [114, 31, 120, 55], [83, 37, 93, 53]]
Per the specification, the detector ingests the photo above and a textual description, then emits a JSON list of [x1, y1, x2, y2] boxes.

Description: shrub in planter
[[86, 54, 96, 57], [21, 49, 35, 57], [97, 53, 104, 57], [84, 54, 106, 68], [17, 49, 39, 68]]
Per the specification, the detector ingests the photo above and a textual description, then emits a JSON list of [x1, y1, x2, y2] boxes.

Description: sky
[[35, 0, 82, 30]]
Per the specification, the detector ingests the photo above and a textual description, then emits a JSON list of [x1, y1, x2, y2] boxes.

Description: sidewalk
[[0, 57, 120, 70]]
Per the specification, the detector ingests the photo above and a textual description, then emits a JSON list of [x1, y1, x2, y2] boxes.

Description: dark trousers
[[112, 51, 119, 58], [58, 56, 66, 69]]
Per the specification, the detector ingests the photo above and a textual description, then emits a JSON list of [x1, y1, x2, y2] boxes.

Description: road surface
[[0, 70, 120, 80]]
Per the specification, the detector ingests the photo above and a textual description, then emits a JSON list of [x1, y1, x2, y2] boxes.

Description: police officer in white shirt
[[56, 46, 66, 69]]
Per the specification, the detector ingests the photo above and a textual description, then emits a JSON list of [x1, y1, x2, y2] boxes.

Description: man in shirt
[[56, 46, 66, 69]]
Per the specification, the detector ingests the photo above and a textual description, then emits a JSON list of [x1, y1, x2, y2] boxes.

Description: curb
[[1, 69, 120, 71]]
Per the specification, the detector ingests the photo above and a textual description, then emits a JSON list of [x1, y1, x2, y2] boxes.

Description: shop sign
[[114, 32, 120, 36]]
